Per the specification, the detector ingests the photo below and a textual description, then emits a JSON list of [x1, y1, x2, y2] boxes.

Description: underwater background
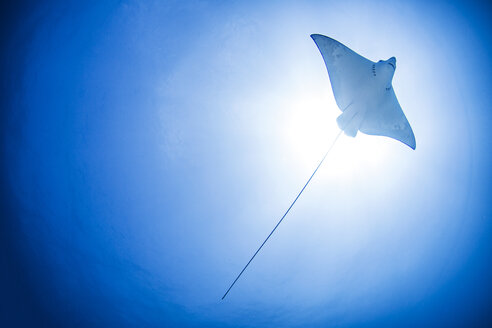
[[1, 1, 491, 327]]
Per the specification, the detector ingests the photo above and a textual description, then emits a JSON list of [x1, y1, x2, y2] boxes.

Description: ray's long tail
[[222, 129, 344, 300]]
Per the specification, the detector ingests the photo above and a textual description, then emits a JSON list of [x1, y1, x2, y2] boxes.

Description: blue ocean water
[[1, 1, 491, 327]]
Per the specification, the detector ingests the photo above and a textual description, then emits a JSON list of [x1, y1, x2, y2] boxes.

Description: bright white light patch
[[282, 92, 391, 183]]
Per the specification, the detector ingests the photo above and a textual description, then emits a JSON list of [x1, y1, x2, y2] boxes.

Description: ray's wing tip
[[405, 132, 416, 150], [311, 33, 339, 40], [312, 34, 337, 44], [410, 128, 416, 150], [310, 33, 327, 41], [310, 34, 342, 48]]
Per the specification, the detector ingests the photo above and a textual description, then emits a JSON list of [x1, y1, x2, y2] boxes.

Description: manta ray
[[311, 34, 416, 149], [222, 35, 416, 299]]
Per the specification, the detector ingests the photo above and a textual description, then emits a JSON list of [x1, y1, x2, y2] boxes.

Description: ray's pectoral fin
[[310, 34, 374, 112], [359, 89, 416, 149], [336, 103, 365, 137]]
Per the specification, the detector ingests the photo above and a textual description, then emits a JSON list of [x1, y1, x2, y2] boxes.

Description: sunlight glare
[[282, 92, 392, 183]]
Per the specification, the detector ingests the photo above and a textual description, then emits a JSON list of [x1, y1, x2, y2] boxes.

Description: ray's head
[[375, 56, 397, 83], [386, 56, 396, 70]]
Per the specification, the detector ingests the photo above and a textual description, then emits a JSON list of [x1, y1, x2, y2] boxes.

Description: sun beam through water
[[281, 91, 392, 183]]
